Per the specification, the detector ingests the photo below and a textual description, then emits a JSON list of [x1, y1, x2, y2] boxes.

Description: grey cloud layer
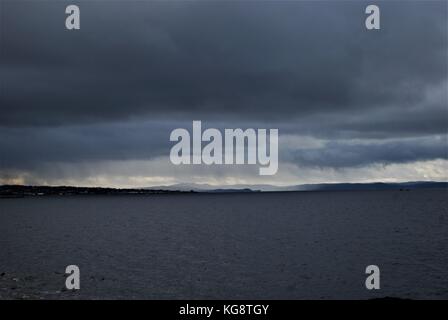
[[1, 1, 446, 133], [286, 136, 448, 168], [0, 121, 446, 173], [0, 1, 447, 182]]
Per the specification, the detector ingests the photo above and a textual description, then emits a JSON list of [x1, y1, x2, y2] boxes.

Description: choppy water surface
[[0, 189, 447, 299]]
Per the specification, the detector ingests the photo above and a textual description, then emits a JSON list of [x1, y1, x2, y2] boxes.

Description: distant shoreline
[[0, 185, 194, 198], [1, 182, 447, 198]]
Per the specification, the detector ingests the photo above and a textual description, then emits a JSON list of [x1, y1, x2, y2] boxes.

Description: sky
[[0, 0, 447, 187]]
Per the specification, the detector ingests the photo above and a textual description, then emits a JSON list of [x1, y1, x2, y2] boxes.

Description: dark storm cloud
[[0, 0, 447, 180], [0, 121, 171, 170], [0, 119, 446, 172], [285, 136, 448, 168], [1, 1, 446, 135]]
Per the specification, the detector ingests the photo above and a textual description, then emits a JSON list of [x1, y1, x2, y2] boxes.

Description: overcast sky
[[0, 0, 447, 187]]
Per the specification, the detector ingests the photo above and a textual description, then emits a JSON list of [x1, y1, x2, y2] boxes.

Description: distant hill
[[293, 181, 448, 191], [147, 181, 448, 192]]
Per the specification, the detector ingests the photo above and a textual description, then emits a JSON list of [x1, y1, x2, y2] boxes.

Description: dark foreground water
[[0, 189, 447, 299]]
